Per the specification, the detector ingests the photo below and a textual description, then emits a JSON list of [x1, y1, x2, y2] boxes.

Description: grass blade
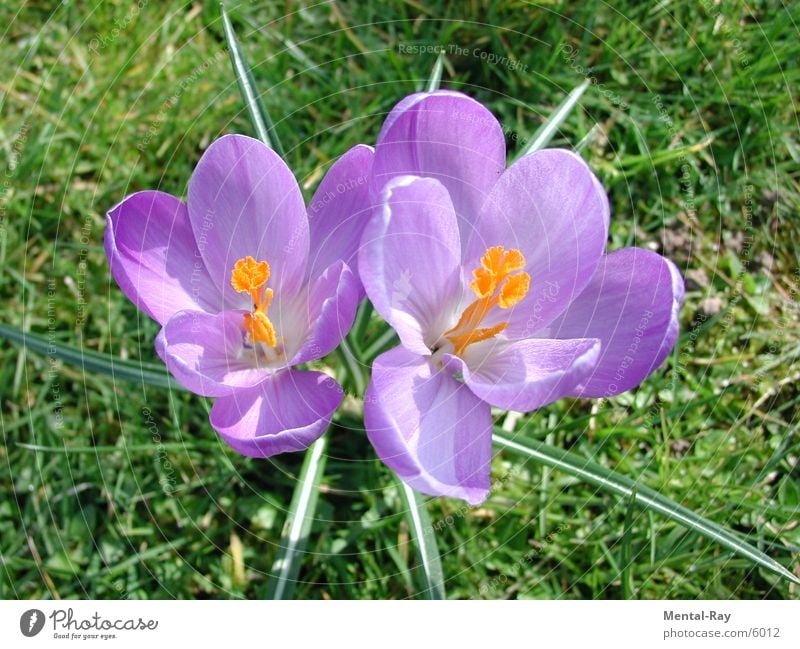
[[0, 323, 178, 391], [494, 431, 800, 586], [575, 122, 601, 153], [351, 299, 374, 349], [425, 51, 445, 92], [220, 3, 285, 156], [515, 78, 591, 159], [363, 327, 398, 362], [621, 486, 638, 599], [335, 338, 366, 396], [266, 434, 329, 599], [397, 480, 446, 599]]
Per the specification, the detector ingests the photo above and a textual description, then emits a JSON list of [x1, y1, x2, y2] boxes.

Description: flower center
[[444, 246, 530, 356], [230, 255, 277, 347]]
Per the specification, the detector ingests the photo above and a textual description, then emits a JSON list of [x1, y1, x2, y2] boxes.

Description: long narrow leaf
[[397, 480, 446, 599], [515, 78, 591, 159], [221, 3, 285, 157], [621, 486, 638, 599], [335, 339, 366, 396], [266, 434, 329, 599], [363, 327, 398, 362], [0, 323, 178, 391], [352, 299, 374, 347], [494, 431, 800, 585], [425, 52, 445, 92]]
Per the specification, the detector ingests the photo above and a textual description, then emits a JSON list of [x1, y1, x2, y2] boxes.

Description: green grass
[[1, 0, 799, 599]]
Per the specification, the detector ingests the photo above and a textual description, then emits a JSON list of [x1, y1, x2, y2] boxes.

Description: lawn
[[1, 0, 798, 599]]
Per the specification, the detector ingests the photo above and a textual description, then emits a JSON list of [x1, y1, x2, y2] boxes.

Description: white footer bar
[[1, 600, 797, 647]]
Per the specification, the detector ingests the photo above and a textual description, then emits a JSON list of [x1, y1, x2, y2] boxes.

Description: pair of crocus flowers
[[106, 91, 684, 504]]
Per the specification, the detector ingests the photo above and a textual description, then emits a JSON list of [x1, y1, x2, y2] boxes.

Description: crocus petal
[[105, 191, 222, 325], [187, 134, 309, 302], [209, 370, 342, 458], [306, 144, 374, 283], [155, 310, 271, 397], [364, 346, 492, 505], [289, 260, 361, 365], [541, 247, 685, 398], [442, 337, 600, 412], [371, 91, 506, 248], [467, 149, 610, 336], [359, 176, 463, 355]]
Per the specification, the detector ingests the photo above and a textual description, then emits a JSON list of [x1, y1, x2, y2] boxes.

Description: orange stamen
[[231, 256, 277, 347], [243, 311, 277, 348], [448, 323, 508, 357], [499, 272, 530, 309], [445, 246, 530, 357]]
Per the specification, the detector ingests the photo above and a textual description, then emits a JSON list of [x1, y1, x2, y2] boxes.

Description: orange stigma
[[444, 246, 530, 356], [231, 256, 277, 347]]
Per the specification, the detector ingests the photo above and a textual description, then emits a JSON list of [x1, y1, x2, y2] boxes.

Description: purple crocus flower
[[359, 91, 685, 504], [105, 134, 373, 456]]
